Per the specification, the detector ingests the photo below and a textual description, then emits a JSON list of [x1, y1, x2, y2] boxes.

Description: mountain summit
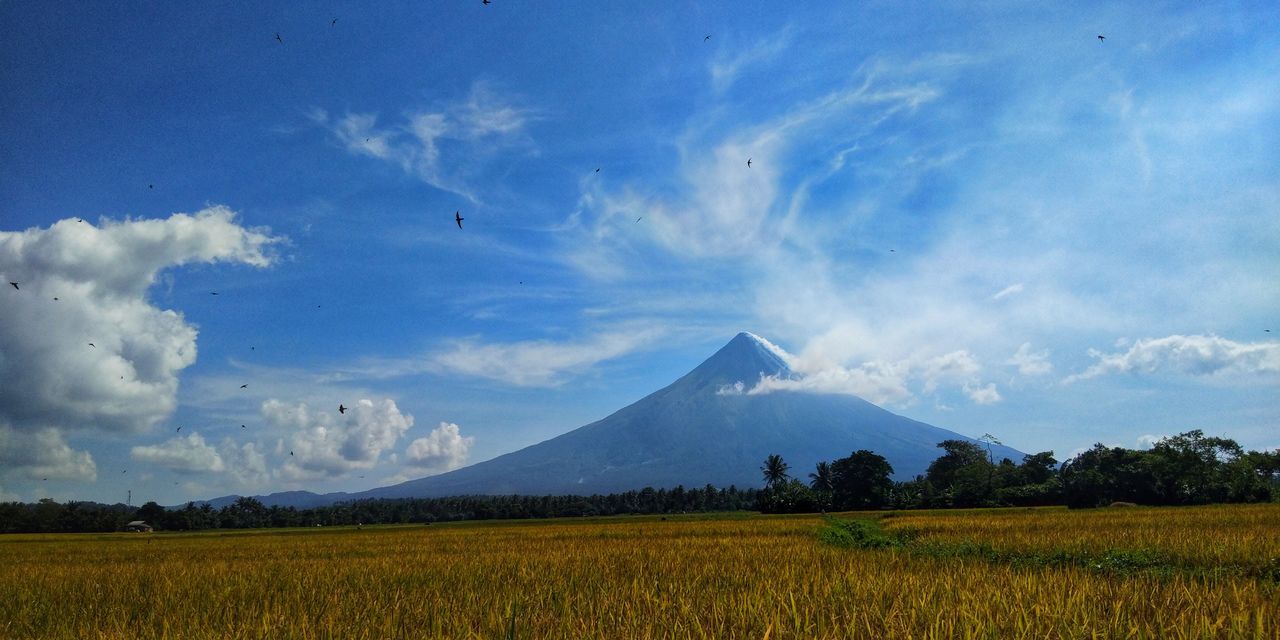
[[340, 332, 1023, 501]]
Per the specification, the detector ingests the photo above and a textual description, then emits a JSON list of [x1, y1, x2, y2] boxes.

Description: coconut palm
[[761, 454, 790, 488], [809, 461, 834, 492]]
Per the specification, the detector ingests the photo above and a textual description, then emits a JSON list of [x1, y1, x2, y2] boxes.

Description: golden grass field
[[1, 505, 1277, 639]]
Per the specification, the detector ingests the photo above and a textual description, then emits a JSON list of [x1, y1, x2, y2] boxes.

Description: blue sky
[[1, 2, 1277, 505]]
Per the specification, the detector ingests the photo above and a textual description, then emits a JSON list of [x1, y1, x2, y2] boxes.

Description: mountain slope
[[348, 332, 1024, 500]]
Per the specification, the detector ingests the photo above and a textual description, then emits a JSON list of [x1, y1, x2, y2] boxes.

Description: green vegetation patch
[[815, 517, 899, 550], [817, 515, 1278, 583]]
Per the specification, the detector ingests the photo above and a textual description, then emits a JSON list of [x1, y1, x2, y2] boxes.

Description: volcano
[[344, 332, 1024, 500]]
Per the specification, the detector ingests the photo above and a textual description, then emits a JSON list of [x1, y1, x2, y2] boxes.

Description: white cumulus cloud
[[219, 439, 269, 487], [404, 422, 474, 474], [264, 398, 413, 479], [964, 382, 1002, 405], [1007, 342, 1053, 376], [1065, 334, 1280, 383], [0, 425, 97, 481], [131, 432, 225, 473], [0, 208, 279, 482]]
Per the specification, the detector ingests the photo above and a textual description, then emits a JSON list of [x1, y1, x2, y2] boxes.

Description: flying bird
[[704, 34, 711, 42], [290, 451, 294, 456], [636, 217, 643, 223], [88, 343, 96, 348], [53, 297, 59, 301], [149, 184, 154, 189], [176, 426, 182, 433], [339, 404, 348, 414], [483, 0, 491, 4], [455, 211, 464, 229], [122, 470, 127, 474], [595, 168, 601, 173], [746, 158, 752, 168], [241, 424, 246, 429], [331, 17, 337, 27], [240, 384, 248, 389], [76, 218, 84, 223], [1097, 34, 1105, 42], [9, 282, 18, 290], [210, 292, 219, 295], [275, 32, 284, 44], [1266, 329, 1272, 333]]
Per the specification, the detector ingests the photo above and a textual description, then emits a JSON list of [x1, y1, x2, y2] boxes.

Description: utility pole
[[127, 490, 131, 507]]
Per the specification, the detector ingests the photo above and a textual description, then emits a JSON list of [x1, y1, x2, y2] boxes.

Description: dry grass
[[881, 503, 1280, 575], [1, 507, 1276, 639]]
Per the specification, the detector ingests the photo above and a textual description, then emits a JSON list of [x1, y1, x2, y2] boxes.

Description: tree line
[[3, 429, 1275, 533], [757, 430, 1280, 513], [0, 484, 759, 534]]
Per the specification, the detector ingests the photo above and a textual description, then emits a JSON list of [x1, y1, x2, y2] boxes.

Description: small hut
[[125, 520, 153, 533]]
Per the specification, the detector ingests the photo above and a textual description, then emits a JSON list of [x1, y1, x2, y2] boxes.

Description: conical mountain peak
[[677, 331, 793, 391]]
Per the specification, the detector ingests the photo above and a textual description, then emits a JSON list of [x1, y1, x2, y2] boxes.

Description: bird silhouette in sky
[[88, 343, 96, 348], [122, 470, 127, 474], [8, 282, 17, 290], [483, 0, 491, 5], [240, 384, 248, 389], [76, 218, 84, 223], [210, 292, 219, 296], [1097, 34, 1105, 42], [290, 451, 294, 456], [53, 297, 58, 301], [595, 168, 601, 173], [704, 34, 711, 42], [331, 18, 337, 27], [149, 184, 154, 189], [636, 217, 643, 223], [176, 426, 182, 433], [455, 211, 464, 229], [746, 158, 752, 168], [1266, 329, 1272, 333], [339, 404, 348, 414], [275, 33, 284, 44], [241, 424, 247, 429]]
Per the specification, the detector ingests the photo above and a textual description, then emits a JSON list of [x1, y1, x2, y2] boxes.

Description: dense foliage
[[3, 430, 1275, 532], [0, 484, 758, 533], [758, 430, 1279, 513]]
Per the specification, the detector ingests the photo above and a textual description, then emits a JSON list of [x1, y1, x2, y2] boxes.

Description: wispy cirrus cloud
[[1064, 335, 1280, 384], [432, 328, 664, 387], [709, 27, 795, 93], [313, 81, 536, 203]]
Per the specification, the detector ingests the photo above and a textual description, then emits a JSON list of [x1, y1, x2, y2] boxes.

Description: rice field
[[1, 505, 1276, 639]]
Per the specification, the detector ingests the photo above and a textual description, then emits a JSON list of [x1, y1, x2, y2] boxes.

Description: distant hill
[[199, 332, 1024, 508]]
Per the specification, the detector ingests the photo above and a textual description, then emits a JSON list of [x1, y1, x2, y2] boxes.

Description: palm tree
[[761, 454, 790, 488], [809, 461, 834, 492]]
